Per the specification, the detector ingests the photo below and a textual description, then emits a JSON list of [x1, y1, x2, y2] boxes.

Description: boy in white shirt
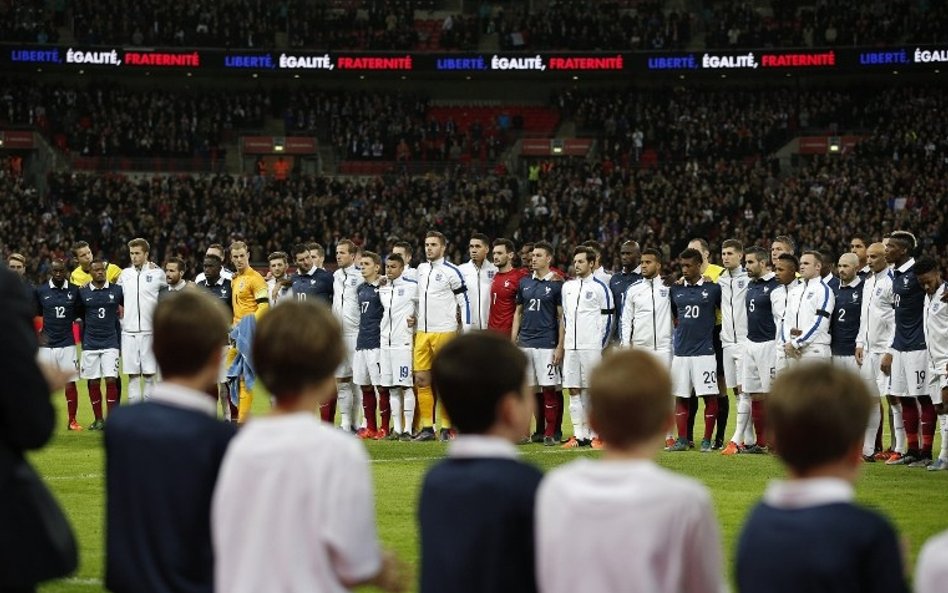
[[536, 350, 725, 593], [212, 301, 404, 593]]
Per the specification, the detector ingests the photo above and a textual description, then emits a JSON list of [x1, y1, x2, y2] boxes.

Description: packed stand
[[71, 0, 283, 47], [283, 90, 509, 162], [497, 0, 691, 51], [0, 170, 518, 282], [523, 87, 948, 271], [706, 0, 948, 49], [0, 0, 59, 43], [0, 80, 269, 158], [287, 0, 477, 50], [555, 87, 854, 164]]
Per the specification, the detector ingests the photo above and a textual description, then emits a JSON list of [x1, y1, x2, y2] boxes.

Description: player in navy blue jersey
[[35, 258, 84, 430], [883, 231, 936, 466], [79, 260, 124, 429], [512, 241, 564, 446], [830, 254, 864, 371], [723, 246, 779, 455], [668, 248, 722, 453], [608, 240, 641, 344], [354, 251, 388, 439], [288, 244, 334, 304], [197, 254, 237, 422]]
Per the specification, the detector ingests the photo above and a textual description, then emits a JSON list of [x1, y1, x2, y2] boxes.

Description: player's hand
[[39, 362, 76, 393], [880, 353, 893, 376], [789, 328, 802, 337], [553, 345, 564, 365], [406, 315, 416, 328], [784, 342, 799, 358], [373, 549, 409, 592], [855, 347, 864, 366]]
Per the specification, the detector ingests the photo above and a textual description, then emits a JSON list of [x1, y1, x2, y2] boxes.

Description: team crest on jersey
[[310, 279, 316, 285], [660, 288, 669, 298], [487, 271, 496, 279], [238, 281, 245, 290], [737, 280, 746, 289], [350, 279, 357, 286], [852, 292, 859, 302], [146, 274, 153, 283], [545, 286, 551, 294], [763, 287, 770, 293], [504, 280, 511, 288], [435, 273, 443, 281], [66, 293, 73, 300], [701, 289, 708, 299], [806, 291, 814, 300], [109, 294, 114, 300], [585, 290, 593, 300], [903, 277, 910, 286], [222, 289, 228, 297], [876, 288, 882, 296], [397, 289, 404, 296]]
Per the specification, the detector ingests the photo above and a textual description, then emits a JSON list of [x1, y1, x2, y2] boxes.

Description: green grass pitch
[[29, 382, 948, 592]]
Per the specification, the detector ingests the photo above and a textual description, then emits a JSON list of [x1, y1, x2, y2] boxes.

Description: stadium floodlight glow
[[0, 133, 4, 148], [551, 139, 564, 155], [828, 136, 841, 153], [274, 137, 285, 152]]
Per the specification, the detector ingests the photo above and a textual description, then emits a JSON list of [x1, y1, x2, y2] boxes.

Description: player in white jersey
[[413, 231, 471, 441], [918, 262, 948, 470], [620, 248, 674, 446], [772, 253, 800, 374], [379, 253, 417, 440], [782, 251, 833, 363], [856, 242, 900, 458], [332, 238, 364, 431], [561, 246, 613, 448], [194, 243, 233, 284], [719, 238, 749, 392], [459, 233, 498, 330], [392, 240, 417, 282], [117, 237, 167, 402], [620, 248, 672, 363]]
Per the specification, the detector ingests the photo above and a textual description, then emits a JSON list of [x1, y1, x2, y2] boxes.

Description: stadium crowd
[[706, 0, 948, 49], [283, 89, 509, 162], [0, 168, 519, 282], [0, 80, 269, 158]]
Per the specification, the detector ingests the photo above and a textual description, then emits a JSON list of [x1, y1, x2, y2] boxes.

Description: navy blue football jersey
[[356, 282, 383, 350], [831, 280, 863, 356], [516, 275, 562, 349], [671, 281, 721, 357], [746, 274, 779, 343], [891, 262, 926, 352], [35, 281, 82, 348], [291, 268, 334, 304], [80, 283, 124, 350]]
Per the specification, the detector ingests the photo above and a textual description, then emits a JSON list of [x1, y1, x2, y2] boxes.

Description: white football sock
[[730, 393, 751, 445], [390, 387, 403, 434], [143, 375, 156, 400], [864, 400, 882, 457], [581, 390, 596, 439], [940, 415, 948, 462], [569, 393, 586, 441], [337, 382, 353, 430], [402, 387, 416, 434], [890, 401, 907, 454], [127, 376, 142, 403]]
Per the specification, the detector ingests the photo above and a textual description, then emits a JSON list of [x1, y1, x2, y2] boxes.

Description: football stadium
[[2, 1, 948, 592]]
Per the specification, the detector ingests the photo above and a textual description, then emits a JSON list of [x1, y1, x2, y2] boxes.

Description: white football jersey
[[118, 265, 167, 333]]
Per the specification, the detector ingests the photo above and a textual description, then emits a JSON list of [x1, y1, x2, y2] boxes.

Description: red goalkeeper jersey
[[488, 267, 529, 336]]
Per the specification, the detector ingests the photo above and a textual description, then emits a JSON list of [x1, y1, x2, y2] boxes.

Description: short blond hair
[[589, 350, 672, 447], [229, 241, 248, 253], [128, 237, 150, 253]]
